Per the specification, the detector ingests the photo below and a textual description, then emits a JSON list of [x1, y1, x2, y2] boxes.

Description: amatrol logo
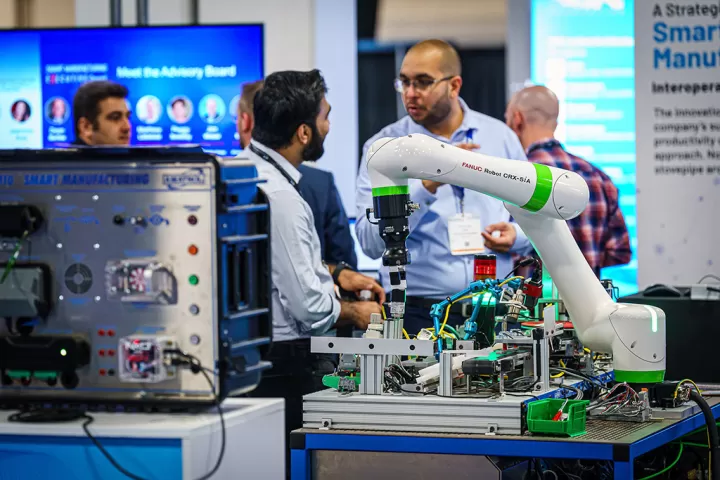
[[462, 162, 482, 172], [162, 169, 206, 189]]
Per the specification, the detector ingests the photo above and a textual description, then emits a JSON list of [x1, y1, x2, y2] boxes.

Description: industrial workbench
[[290, 397, 720, 479]]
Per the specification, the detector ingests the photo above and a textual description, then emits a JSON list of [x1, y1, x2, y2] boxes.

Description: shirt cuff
[[411, 181, 438, 208], [310, 294, 342, 336]]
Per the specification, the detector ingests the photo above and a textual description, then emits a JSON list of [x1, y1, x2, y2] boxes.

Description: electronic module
[[0, 146, 271, 409]]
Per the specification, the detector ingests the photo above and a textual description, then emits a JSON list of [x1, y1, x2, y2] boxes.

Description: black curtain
[[357, 51, 397, 161], [357, 47, 508, 165], [457, 48, 507, 123]]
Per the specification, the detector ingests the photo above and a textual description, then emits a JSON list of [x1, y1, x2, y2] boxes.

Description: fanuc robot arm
[[366, 134, 666, 384]]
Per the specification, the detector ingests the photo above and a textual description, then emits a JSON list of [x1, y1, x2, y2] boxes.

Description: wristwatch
[[332, 261, 355, 285]]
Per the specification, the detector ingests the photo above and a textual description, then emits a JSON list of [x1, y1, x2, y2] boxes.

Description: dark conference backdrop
[[0, 25, 264, 157]]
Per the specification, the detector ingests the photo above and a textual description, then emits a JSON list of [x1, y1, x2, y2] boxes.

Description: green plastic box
[[526, 398, 590, 437]]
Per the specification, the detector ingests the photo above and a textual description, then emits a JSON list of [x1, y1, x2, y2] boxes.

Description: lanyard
[[249, 144, 299, 192], [452, 185, 465, 214]]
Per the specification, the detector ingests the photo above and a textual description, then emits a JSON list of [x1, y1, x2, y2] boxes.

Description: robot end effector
[[365, 134, 667, 384]]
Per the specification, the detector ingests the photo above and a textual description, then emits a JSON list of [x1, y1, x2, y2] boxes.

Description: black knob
[[61, 371, 79, 390], [113, 215, 125, 225], [47, 376, 58, 387]]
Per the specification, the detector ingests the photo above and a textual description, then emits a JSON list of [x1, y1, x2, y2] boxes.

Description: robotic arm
[[366, 134, 666, 384]]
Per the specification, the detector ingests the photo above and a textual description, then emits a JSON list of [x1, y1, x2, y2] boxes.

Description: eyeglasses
[[393, 76, 454, 93]]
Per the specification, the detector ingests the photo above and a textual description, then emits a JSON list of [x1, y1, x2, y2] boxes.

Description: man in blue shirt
[[355, 39, 533, 336], [238, 80, 358, 269]]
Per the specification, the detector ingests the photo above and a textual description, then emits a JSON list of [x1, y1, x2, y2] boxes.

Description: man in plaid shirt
[[504, 85, 631, 276]]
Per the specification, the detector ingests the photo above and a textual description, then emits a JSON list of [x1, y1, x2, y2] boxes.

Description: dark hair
[[252, 69, 327, 150], [73, 80, 128, 136], [172, 98, 187, 108]]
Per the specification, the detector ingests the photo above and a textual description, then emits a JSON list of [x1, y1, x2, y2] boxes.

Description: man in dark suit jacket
[[297, 163, 358, 268], [237, 79, 357, 269]]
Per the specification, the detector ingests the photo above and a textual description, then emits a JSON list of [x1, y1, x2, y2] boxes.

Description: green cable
[[637, 443, 684, 480], [444, 325, 460, 337], [0, 230, 28, 284], [677, 441, 708, 449], [683, 422, 720, 439]]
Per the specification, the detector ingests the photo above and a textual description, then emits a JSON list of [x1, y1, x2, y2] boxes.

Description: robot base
[[303, 372, 614, 436]]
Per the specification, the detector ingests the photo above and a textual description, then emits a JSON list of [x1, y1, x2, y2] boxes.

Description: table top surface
[[295, 397, 720, 447], [0, 397, 284, 438]]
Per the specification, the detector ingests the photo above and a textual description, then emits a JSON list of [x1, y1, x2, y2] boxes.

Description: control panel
[[0, 148, 271, 408]]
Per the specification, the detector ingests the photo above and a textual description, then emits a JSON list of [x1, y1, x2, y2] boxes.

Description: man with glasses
[[355, 39, 533, 337]]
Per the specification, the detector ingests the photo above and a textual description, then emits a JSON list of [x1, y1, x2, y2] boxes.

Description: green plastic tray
[[526, 398, 590, 437]]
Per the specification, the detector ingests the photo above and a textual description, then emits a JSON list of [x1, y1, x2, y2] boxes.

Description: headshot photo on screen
[[168, 96, 192, 124], [11, 100, 31, 123], [46, 97, 69, 125], [229, 94, 240, 121], [199, 94, 226, 124], [136, 95, 163, 124]]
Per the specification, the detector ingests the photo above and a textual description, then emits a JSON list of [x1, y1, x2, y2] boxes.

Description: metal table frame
[[290, 399, 720, 479]]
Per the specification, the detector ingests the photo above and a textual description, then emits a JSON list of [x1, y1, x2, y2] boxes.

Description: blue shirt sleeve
[[501, 126, 533, 254]]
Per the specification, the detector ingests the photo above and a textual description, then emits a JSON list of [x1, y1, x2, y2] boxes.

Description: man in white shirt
[[245, 69, 384, 473]]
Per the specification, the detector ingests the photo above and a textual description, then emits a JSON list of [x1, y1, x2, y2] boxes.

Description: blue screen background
[[0, 25, 263, 156], [531, 0, 637, 295]]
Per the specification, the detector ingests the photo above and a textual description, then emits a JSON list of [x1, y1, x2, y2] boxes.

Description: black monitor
[[620, 287, 720, 385]]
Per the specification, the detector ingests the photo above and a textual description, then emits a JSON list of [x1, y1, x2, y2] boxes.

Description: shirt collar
[[526, 137, 560, 154], [250, 139, 302, 184], [406, 97, 475, 142]]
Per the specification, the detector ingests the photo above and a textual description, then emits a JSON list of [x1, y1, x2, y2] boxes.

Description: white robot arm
[[366, 134, 666, 384]]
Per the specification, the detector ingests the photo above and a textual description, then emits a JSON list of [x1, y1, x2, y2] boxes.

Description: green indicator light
[[189, 275, 199, 286], [644, 305, 658, 333], [60, 349, 67, 357]]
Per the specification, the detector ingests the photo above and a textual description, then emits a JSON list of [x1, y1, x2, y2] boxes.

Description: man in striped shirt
[[504, 85, 631, 276]]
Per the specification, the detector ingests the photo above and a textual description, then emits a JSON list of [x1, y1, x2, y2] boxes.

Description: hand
[[337, 269, 386, 304], [454, 142, 481, 151], [422, 179, 444, 194], [351, 301, 383, 330], [481, 222, 517, 253]]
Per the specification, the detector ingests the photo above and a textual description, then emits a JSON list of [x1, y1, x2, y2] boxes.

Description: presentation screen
[[0, 24, 263, 156], [531, 0, 637, 295]]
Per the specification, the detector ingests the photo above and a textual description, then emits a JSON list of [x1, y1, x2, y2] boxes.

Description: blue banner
[[531, 0, 637, 295]]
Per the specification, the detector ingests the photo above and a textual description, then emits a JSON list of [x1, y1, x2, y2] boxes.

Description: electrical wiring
[[551, 367, 607, 390], [637, 443, 684, 480], [437, 291, 487, 336], [587, 382, 646, 417], [688, 389, 720, 480], [698, 274, 720, 283], [546, 461, 582, 480], [560, 384, 583, 401], [499, 275, 524, 288], [674, 379, 701, 403], [8, 352, 225, 480], [383, 363, 416, 393], [441, 324, 461, 338]]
